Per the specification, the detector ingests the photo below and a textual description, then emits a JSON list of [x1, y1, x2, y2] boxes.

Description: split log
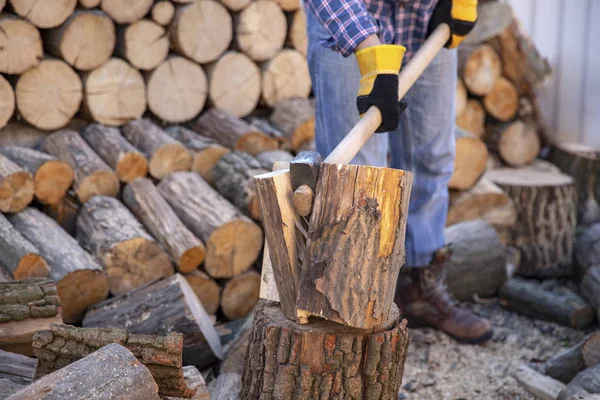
[[33, 325, 194, 397], [0, 76, 12, 130], [100, 0, 153, 24], [544, 332, 600, 384], [81, 123, 147, 183], [557, 365, 600, 400], [262, 49, 312, 108], [485, 120, 540, 167], [157, 172, 263, 278], [15, 59, 82, 130], [461, 44, 502, 96], [0, 154, 34, 213], [499, 278, 594, 330], [184, 270, 220, 315], [255, 149, 294, 170], [297, 163, 413, 329], [234, 0, 286, 62], [581, 266, 600, 321], [514, 364, 565, 400], [8, 343, 161, 400], [81, 58, 146, 126], [0, 14, 43, 75], [151, 1, 175, 25], [41, 129, 119, 203], [270, 97, 315, 152], [170, 0, 232, 64], [0, 122, 46, 149], [486, 168, 577, 277], [241, 301, 409, 400], [123, 177, 206, 273], [220, 269, 260, 320], [122, 119, 193, 180], [0, 214, 48, 279], [79, 0, 100, 8], [0, 349, 36, 385], [483, 77, 520, 121], [116, 20, 169, 71], [44, 10, 115, 71], [548, 143, 600, 226], [444, 220, 507, 301], [449, 126, 488, 190], [575, 223, 600, 278], [42, 193, 79, 237], [8, 208, 109, 323], [188, 108, 278, 155], [287, 8, 307, 57], [205, 51, 261, 118], [0, 146, 73, 205], [163, 366, 210, 400], [10, 0, 76, 28], [76, 195, 173, 295], [456, 99, 485, 137], [0, 279, 61, 356], [146, 56, 207, 123], [455, 77, 467, 117], [212, 151, 268, 220], [83, 273, 225, 365], [164, 126, 229, 185]]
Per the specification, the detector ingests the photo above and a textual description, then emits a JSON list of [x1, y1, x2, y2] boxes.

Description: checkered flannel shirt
[[305, 0, 438, 59]]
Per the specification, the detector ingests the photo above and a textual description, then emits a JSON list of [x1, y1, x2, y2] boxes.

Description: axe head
[[290, 151, 322, 191]]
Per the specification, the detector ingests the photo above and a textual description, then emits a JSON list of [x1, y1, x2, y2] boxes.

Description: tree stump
[[41, 129, 120, 203], [220, 269, 260, 320], [241, 301, 409, 400], [0, 213, 48, 279], [10, 0, 77, 28], [456, 99, 485, 137], [184, 270, 220, 315], [270, 97, 315, 152], [0, 153, 34, 213], [486, 167, 577, 277], [544, 332, 600, 384], [485, 120, 540, 167], [152, 1, 175, 25], [100, 0, 153, 23], [461, 44, 502, 95], [122, 119, 192, 180], [234, 0, 286, 62], [123, 177, 206, 273], [42, 193, 80, 237], [157, 172, 263, 278], [449, 126, 488, 190], [116, 20, 169, 71], [262, 49, 311, 108], [0, 14, 42, 75]]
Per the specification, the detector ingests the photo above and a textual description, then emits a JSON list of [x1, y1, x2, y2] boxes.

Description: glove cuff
[[355, 44, 406, 76]]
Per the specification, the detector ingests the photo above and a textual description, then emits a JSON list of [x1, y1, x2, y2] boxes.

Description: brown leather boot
[[395, 247, 493, 344]]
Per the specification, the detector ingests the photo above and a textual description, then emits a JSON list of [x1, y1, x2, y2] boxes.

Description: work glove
[[428, 0, 478, 49], [356, 44, 406, 133]]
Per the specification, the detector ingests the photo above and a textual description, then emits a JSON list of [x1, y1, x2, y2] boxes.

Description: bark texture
[[0, 213, 48, 279], [575, 223, 600, 278], [0, 349, 37, 385], [544, 332, 600, 384], [270, 97, 315, 152], [42, 193, 80, 237]]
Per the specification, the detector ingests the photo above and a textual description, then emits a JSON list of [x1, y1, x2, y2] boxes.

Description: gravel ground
[[398, 300, 594, 400]]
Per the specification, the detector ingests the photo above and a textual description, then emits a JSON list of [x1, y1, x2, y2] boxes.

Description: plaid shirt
[[305, 0, 438, 59]]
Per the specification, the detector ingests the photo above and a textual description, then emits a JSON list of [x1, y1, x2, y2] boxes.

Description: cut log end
[[221, 270, 260, 320], [191, 146, 230, 185], [236, 0, 286, 62], [14, 254, 50, 280], [11, 0, 77, 28], [0, 17, 43, 75], [116, 152, 148, 183], [0, 171, 34, 213], [76, 170, 120, 203], [262, 50, 311, 108], [33, 160, 73, 205], [149, 143, 193, 180], [449, 136, 488, 190], [184, 271, 220, 315], [0, 76, 14, 129], [463, 44, 502, 96], [152, 1, 175, 25], [178, 246, 206, 274], [56, 269, 109, 324], [497, 121, 541, 167], [484, 77, 519, 121]]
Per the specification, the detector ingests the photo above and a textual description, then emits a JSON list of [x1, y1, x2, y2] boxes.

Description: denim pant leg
[[390, 48, 457, 267]]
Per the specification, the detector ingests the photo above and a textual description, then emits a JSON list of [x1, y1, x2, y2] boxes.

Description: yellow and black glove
[[356, 44, 407, 133], [428, 0, 478, 48]]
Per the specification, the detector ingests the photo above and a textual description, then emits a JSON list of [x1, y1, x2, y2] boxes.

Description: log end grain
[[456, 99, 485, 137], [0, 171, 34, 213], [120, 20, 169, 71], [449, 136, 488, 190], [221, 270, 260, 320], [484, 77, 519, 121], [152, 1, 175, 26], [100, 0, 154, 24], [234, 132, 279, 155], [463, 44, 502, 96], [56, 269, 109, 324], [184, 271, 220, 315], [0, 76, 14, 129], [455, 78, 468, 117], [191, 146, 230, 185], [116, 152, 148, 183], [76, 170, 120, 203], [236, 0, 286, 62], [498, 121, 541, 167], [262, 50, 311, 108], [0, 17, 43, 75], [149, 143, 193, 180], [292, 184, 313, 216], [178, 246, 206, 274], [11, 0, 77, 28], [287, 7, 307, 57], [14, 254, 50, 280], [33, 160, 74, 205]]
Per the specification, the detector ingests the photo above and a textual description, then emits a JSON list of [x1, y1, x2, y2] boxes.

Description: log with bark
[[261, 49, 312, 108], [220, 269, 260, 320], [146, 56, 208, 123], [8, 343, 161, 400], [33, 324, 195, 397], [241, 301, 409, 400], [246, 116, 293, 150], [514, 364, 566, 400], [287, 8, 307, 57], [557, 364, 600, 400], [82, 273, 224, 366], [212, 373, 241, 400], [456, 98, 485, 137], [44, 10, 115, 71], [157, 172, 263, 278], [0, 122, 46, 149], [76, 195, 174, 295], [10, 0, 77, 28], [81, 123, 148, 183], [575, 223, 600, 278], [499, 278, 595, 330], [8, 207, 109, 324], [486, 167, 577, 277], [297, 163, 413, 329], [100, 0, 154, 24], [485, 120, 540, 167], [0, 214, 48, 279], [205, 51, 261, 118], [544, 332, 600, 384], [0, 14, 43, 75], [184, 270, 220, 315], [164, 126, 230, 185], [188, 108, 278, 156], [449, 126, 488, 190], [255, 149, 294, 170], [122, 119, 193, 180], [0, 349, 37, 386], [213, 151, 268, 220], [116, 20, 169, 71], [581, 266, 600, 321], [270, 97, 315, 152], [0, 153, 34, 213], [234, 0, 286, 62], [0, 146, 73, 205], [0, 279, 62, 356], [152, 1, 175, 25], [41, 129, 120, 203], [42, 193, 80, 237], [163, 366, 210, 400], [123, 177, 206, 273], [461, 44, 502, 96], [15, 59, 82, 131], [0, 75, 14, 131], [444, 220, 507, 301]]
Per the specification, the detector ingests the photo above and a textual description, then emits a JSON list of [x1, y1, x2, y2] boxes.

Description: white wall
[[507, 0, 599, 149]]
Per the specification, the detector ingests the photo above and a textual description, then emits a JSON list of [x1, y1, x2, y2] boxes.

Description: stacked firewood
[[0, 0, 311, 131]]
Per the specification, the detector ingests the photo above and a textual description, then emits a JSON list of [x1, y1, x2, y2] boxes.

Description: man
[[303, 0, 493, 343]]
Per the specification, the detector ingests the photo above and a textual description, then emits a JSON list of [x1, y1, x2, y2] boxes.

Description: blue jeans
[[306, 9, 457, 267]]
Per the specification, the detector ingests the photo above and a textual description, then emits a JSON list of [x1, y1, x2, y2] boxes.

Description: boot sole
[[405, 316, 494, 345]]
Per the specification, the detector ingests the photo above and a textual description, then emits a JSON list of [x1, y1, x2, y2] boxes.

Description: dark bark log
[[0, 213, 48, 279], [42, 193, 80, 237], [183, 270, 220, 315], [545, 332, 600, 384], [0, 349, 37, 386], [8, 343, 161, 400], [7, 208, 109, 324], [270, 97, 315, 152], [0, 154, 34, 213], [557, 365, 600, 400], [162, 366, 210, 400], [240, 301, 409, 400], [220, 269, 260, 320], [575, 223, 600, 278], [581, 266, 600, 321], [499, 278, 595, 330], [76, 195, 173, 296], [297, 163, 413, 329], [157, 172, 263, 279]]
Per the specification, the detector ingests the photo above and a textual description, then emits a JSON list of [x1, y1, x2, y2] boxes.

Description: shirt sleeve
[[304, 0, 380, 57]]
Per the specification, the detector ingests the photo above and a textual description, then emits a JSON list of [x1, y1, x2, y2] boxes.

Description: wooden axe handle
[[324, 23, 451, 165]]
